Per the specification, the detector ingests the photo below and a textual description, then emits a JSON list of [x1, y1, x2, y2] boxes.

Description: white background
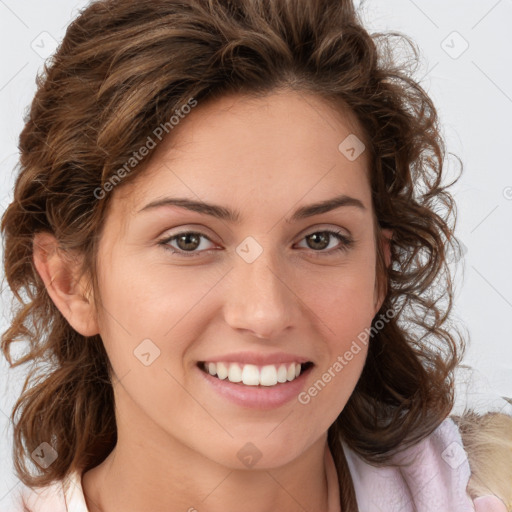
[[0, 0, 511, 507]]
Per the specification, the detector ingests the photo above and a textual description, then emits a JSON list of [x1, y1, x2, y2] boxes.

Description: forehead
[[111, 90, 371, 229]]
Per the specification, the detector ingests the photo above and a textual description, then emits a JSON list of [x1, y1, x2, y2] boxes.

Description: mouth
[[197, 361, 315, 387]]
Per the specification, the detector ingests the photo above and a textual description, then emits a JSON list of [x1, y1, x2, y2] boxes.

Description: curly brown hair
[[1, 0, 466, 509]]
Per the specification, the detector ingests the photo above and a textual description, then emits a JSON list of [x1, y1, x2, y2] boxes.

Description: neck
[[82, 421, 340, 512]]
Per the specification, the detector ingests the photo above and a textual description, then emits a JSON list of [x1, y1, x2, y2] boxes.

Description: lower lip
[[196, 364, 314, 410]]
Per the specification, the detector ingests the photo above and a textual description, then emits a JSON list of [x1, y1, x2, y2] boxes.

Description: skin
[[33, 89, 391, 512]]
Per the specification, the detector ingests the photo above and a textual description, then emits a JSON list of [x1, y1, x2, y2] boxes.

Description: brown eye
[[296, 230, 353, 255], [159, 231, 216, 257], [175, 233, 201, 251], [305, 232, 331, 250]]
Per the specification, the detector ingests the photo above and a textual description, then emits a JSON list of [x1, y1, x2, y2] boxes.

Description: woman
[[1, 0, 511, 510]]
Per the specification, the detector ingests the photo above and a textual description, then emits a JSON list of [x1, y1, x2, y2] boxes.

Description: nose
[[222, 249, 300, 340]]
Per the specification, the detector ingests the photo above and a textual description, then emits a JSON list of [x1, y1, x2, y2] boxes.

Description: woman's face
[[94, 90, 389, 470]]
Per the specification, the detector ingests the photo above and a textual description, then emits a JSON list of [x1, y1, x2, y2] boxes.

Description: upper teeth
[[204, 362, 302, 386]]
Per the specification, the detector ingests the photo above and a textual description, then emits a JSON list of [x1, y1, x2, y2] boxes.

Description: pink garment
[[13, 417, 508, 512], [340, 417, 508, 512], [11, 473, 87, 512]]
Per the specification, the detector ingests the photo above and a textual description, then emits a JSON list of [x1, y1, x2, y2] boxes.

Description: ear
[[373, 228, 393, 313], [32, 231, 99, 337], [380, 228, 392, 268]]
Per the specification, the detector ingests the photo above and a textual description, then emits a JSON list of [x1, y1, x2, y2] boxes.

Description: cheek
[[303, 259, 378, 334], [298, 281, 373, 426], [312, 279, 373, 377], [94, 251, 226, 383], [298, 258, 376, 396], [96, 248, 210, 335]]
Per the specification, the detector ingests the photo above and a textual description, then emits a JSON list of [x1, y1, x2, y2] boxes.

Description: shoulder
[[452, 410, 512, 510], [13, 471, 88, 512], [342, 417, 474, 511], [11, 480, 67, 512], [341, 414, 511, 511]]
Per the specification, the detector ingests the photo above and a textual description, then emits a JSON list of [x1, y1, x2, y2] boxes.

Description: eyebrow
[[137, 194, 366, 223]]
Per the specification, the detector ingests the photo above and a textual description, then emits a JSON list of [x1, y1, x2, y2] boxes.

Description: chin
[[200, 434, 314, 471]]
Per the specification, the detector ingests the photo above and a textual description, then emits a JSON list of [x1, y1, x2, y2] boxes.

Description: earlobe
[[32, 231, 99, 337]]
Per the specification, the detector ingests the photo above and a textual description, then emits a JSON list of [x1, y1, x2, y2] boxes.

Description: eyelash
[[157, 229, 354, 258]]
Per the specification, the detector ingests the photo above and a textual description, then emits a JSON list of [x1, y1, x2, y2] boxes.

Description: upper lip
[[198, 351, 313, 366]]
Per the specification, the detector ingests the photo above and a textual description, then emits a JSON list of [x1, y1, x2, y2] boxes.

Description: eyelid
[[299, 223, 351, 238], [157, 224, 220, 241]]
